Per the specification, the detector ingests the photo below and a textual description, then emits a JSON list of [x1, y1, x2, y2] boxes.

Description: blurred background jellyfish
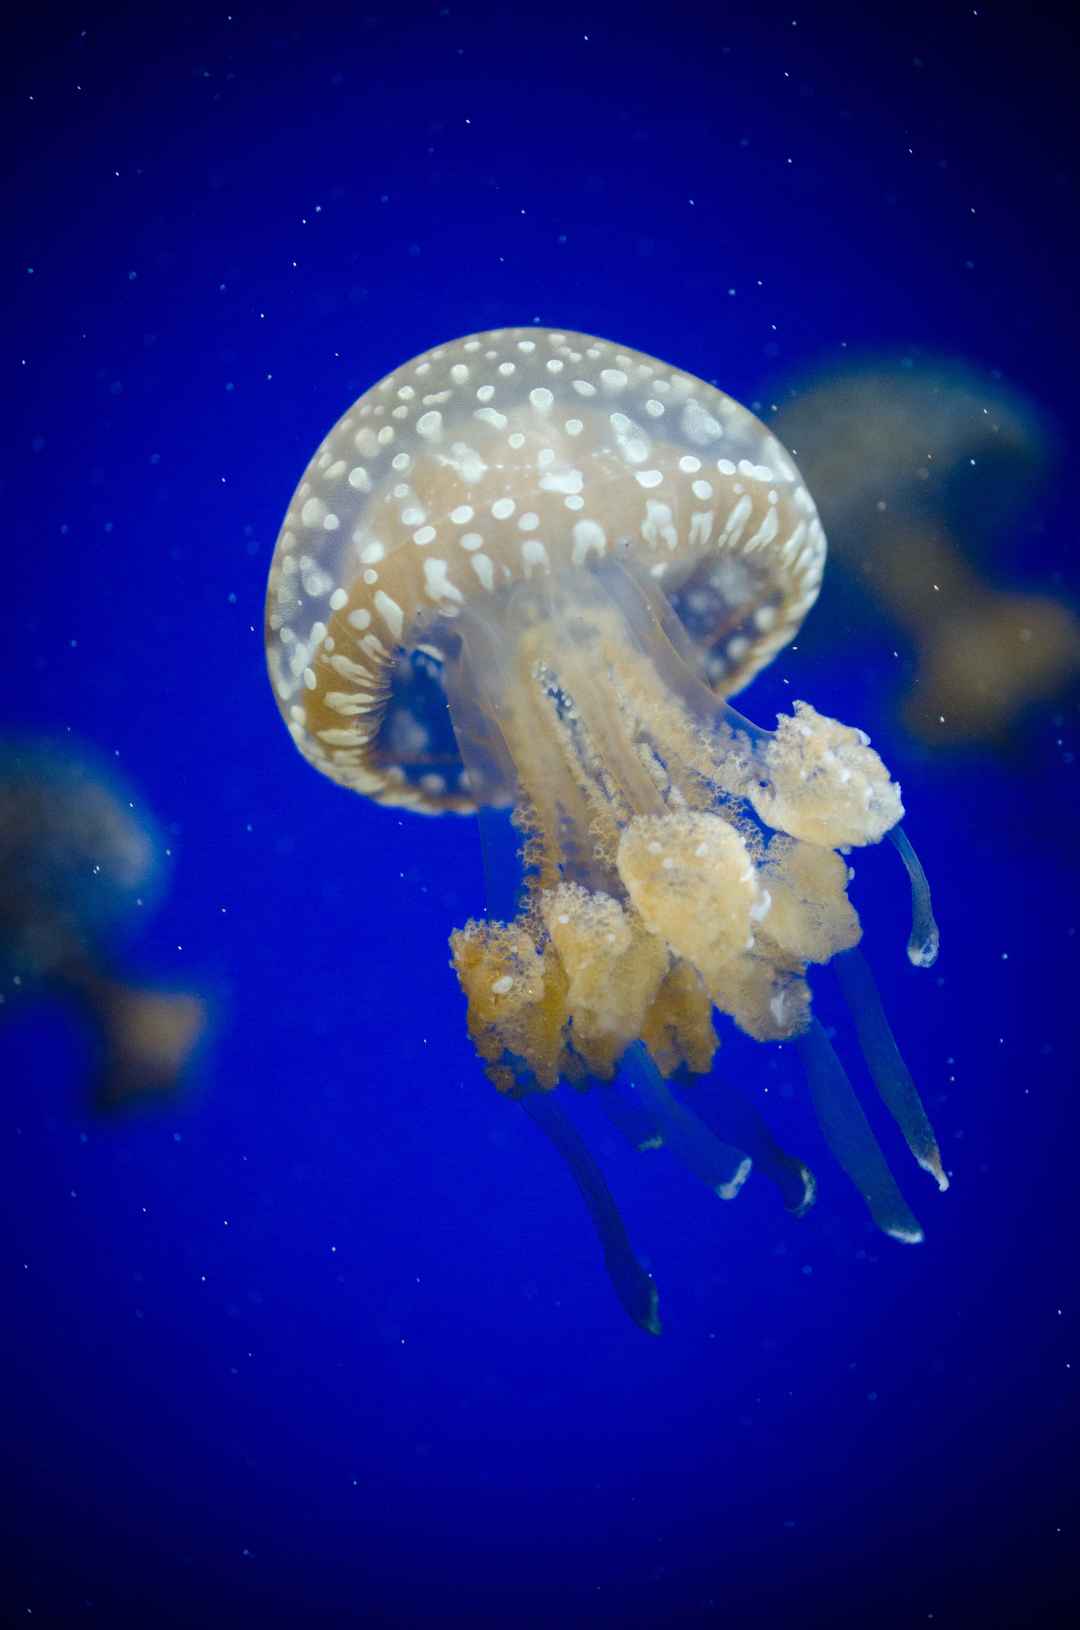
[[0, 739, 207, 1113], [265, 329, 948, 1332], [770, 355, 1080, 744]]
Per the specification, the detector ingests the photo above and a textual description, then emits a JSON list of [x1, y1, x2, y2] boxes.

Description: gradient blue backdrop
[[4, 3, 1077, 1626]]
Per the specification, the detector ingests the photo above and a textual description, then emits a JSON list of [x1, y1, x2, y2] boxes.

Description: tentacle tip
[[787, 1163, 817, 1219], [920, 1152, 950, 1193], [907, 928, 940, 969], [716, 1155, 753, 1201], [638, 1134, 664, 1152], [641, 1285, 662, 1336], [886, 1221, 925, 1245]]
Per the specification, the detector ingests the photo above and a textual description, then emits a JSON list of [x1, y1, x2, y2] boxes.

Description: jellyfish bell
[[266, 328, 946, 1328], [0, 740, 207, 1113], [268, 332, 824, 803], [771, 357, 1080, 744]]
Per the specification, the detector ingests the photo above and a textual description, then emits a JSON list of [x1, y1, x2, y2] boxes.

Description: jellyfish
[[771, 356, 1080, 743], [0, 739, 207, 1112], [265, 328, 947, 1332]]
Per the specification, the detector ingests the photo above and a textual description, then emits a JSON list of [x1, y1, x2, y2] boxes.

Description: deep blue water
[[4, 4, 1078, 1626]]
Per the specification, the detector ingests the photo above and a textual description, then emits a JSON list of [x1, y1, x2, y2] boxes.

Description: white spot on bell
[[423, 558, 464, 603], [374, 591, 404, 640], [572, 519, 607, 566], [470, 553, 495, 590], [539, 467, 584, 495], [521, 538, 550, 575]]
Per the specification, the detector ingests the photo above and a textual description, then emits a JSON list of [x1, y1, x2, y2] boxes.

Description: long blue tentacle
[[519, 1090, 661, 1335]]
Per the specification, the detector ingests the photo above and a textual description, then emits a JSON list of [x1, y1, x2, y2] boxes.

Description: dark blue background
[[4, 4, 1077, 1626]]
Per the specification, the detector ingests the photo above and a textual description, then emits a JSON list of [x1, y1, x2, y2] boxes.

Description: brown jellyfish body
[[266, 328, 946, 1330], [0, 740, 207, 1113], [771, 356, 1080, 744]]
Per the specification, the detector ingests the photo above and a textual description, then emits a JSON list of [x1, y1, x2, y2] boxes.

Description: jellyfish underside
[[436, 554, 943, 1329]]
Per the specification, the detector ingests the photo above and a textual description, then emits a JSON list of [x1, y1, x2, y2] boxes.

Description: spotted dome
[[265, 327, 826, 812]]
